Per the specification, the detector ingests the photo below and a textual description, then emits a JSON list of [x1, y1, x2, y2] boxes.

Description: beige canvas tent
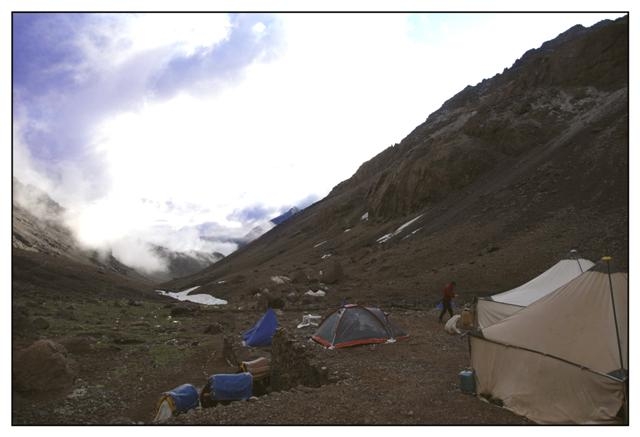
[[476, 256, 594, 329], [470, 259, 627, 424]]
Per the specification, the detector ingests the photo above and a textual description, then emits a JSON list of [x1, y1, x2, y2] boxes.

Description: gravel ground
[[169, 309, 531, 425]]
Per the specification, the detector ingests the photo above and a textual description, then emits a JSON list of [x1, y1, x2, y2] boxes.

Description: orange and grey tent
[[311, 304, 408, 349]]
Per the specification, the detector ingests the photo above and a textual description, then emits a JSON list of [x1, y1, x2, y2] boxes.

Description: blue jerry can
[[459, 369, 476, 394]]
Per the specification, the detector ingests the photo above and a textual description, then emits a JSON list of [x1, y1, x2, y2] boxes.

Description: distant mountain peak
[[270, 206, 300, 225]]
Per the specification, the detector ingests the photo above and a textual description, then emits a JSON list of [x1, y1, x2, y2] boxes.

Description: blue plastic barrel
[[459, 369, 476, 394]]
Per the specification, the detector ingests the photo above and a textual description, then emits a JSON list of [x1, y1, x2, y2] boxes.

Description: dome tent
[[312, 304, 408, 349]]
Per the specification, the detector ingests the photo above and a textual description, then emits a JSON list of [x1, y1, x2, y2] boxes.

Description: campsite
[[12, 14, 628, 426], [12, 253, 627, 425]]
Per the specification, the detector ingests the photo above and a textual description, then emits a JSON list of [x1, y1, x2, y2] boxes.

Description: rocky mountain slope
[[12, 178, 151, 286], [12, 178, 228, 284], [162, 16, 628, 310], [150, 245, 225, 282]]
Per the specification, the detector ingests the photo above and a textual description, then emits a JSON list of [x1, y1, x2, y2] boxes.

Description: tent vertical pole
[[603, 256, 627, 423], [570, 249, 584, 272]]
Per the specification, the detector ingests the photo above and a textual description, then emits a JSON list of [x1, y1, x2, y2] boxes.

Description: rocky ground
[[12, 284, 530, 425]]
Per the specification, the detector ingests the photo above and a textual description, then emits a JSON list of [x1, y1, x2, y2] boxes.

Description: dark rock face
[[360, 17, 628, 221], [13, 340, 77, 392]]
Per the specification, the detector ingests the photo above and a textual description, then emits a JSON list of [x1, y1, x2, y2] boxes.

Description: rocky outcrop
[[13, 340, 77, 392], [270, 329, 329, 391], [347, 17, 629, 221]]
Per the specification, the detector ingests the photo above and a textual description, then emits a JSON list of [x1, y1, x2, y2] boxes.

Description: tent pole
[[603, 256, 627, 423], [570, 249, 584, 272]]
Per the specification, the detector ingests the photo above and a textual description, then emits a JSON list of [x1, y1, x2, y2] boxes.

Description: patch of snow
[[313, 240, 328, 248], [216, 280, 226, 284], [396, 214, 424, 234], [305, 290, 326, 297], [376, 233, 394, 244], [182, 286, 201, 294], [156, 286, 227, 306], [376, 214, 424, 244], [321, 253, 332, 259], [270, 275, 291, 284], [361, 212, 369, 221], [343, 228, 351, 233]]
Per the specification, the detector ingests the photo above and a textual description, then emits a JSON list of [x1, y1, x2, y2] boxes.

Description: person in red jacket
[[438, 281, 456, 323]]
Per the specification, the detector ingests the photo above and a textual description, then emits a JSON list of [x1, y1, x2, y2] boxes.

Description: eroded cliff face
[[359, 18, 628, 220]]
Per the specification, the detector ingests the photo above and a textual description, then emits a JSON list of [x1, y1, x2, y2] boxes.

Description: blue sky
[[11, 11, 627, 273]]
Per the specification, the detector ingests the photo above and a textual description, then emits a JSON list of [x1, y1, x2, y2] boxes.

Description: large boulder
[[320, 259, 344, 284], [13, 340, 77, 392]]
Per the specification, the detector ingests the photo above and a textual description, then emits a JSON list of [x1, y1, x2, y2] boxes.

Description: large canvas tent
[[312, 304, 408, 349], [470, 259, 628, 424], [476, 256, 594, 329]]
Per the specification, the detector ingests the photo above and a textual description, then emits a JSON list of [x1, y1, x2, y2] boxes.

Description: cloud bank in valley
[[12, 12, 625, 274]]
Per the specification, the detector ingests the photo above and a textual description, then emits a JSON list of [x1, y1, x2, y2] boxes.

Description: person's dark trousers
[[439, 299, 453, 322]]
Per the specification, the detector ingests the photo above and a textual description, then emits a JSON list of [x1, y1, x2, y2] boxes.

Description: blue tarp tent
[[208, 373, 253, 401], [242, 308, 278, 347]]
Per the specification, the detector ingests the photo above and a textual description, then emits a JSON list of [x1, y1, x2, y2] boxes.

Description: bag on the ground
[[444, 314, 462, 335], [154, 383, 199, 422], [200, 372, 253, 407], [240, 357, 271, 380]]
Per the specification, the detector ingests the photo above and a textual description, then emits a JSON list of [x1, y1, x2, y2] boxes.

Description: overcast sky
[[10, 11, 627, 272]]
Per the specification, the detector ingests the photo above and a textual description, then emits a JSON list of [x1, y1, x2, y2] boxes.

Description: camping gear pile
[[469, 255, 628, 424], [154, 363, 270, 421], [444, 306, 474, 335], [154, 309, 280, 422], [154, 305, 409, 421]]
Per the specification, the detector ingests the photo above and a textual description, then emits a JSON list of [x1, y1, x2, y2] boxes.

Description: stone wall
[[269, 328, 329, 391]]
